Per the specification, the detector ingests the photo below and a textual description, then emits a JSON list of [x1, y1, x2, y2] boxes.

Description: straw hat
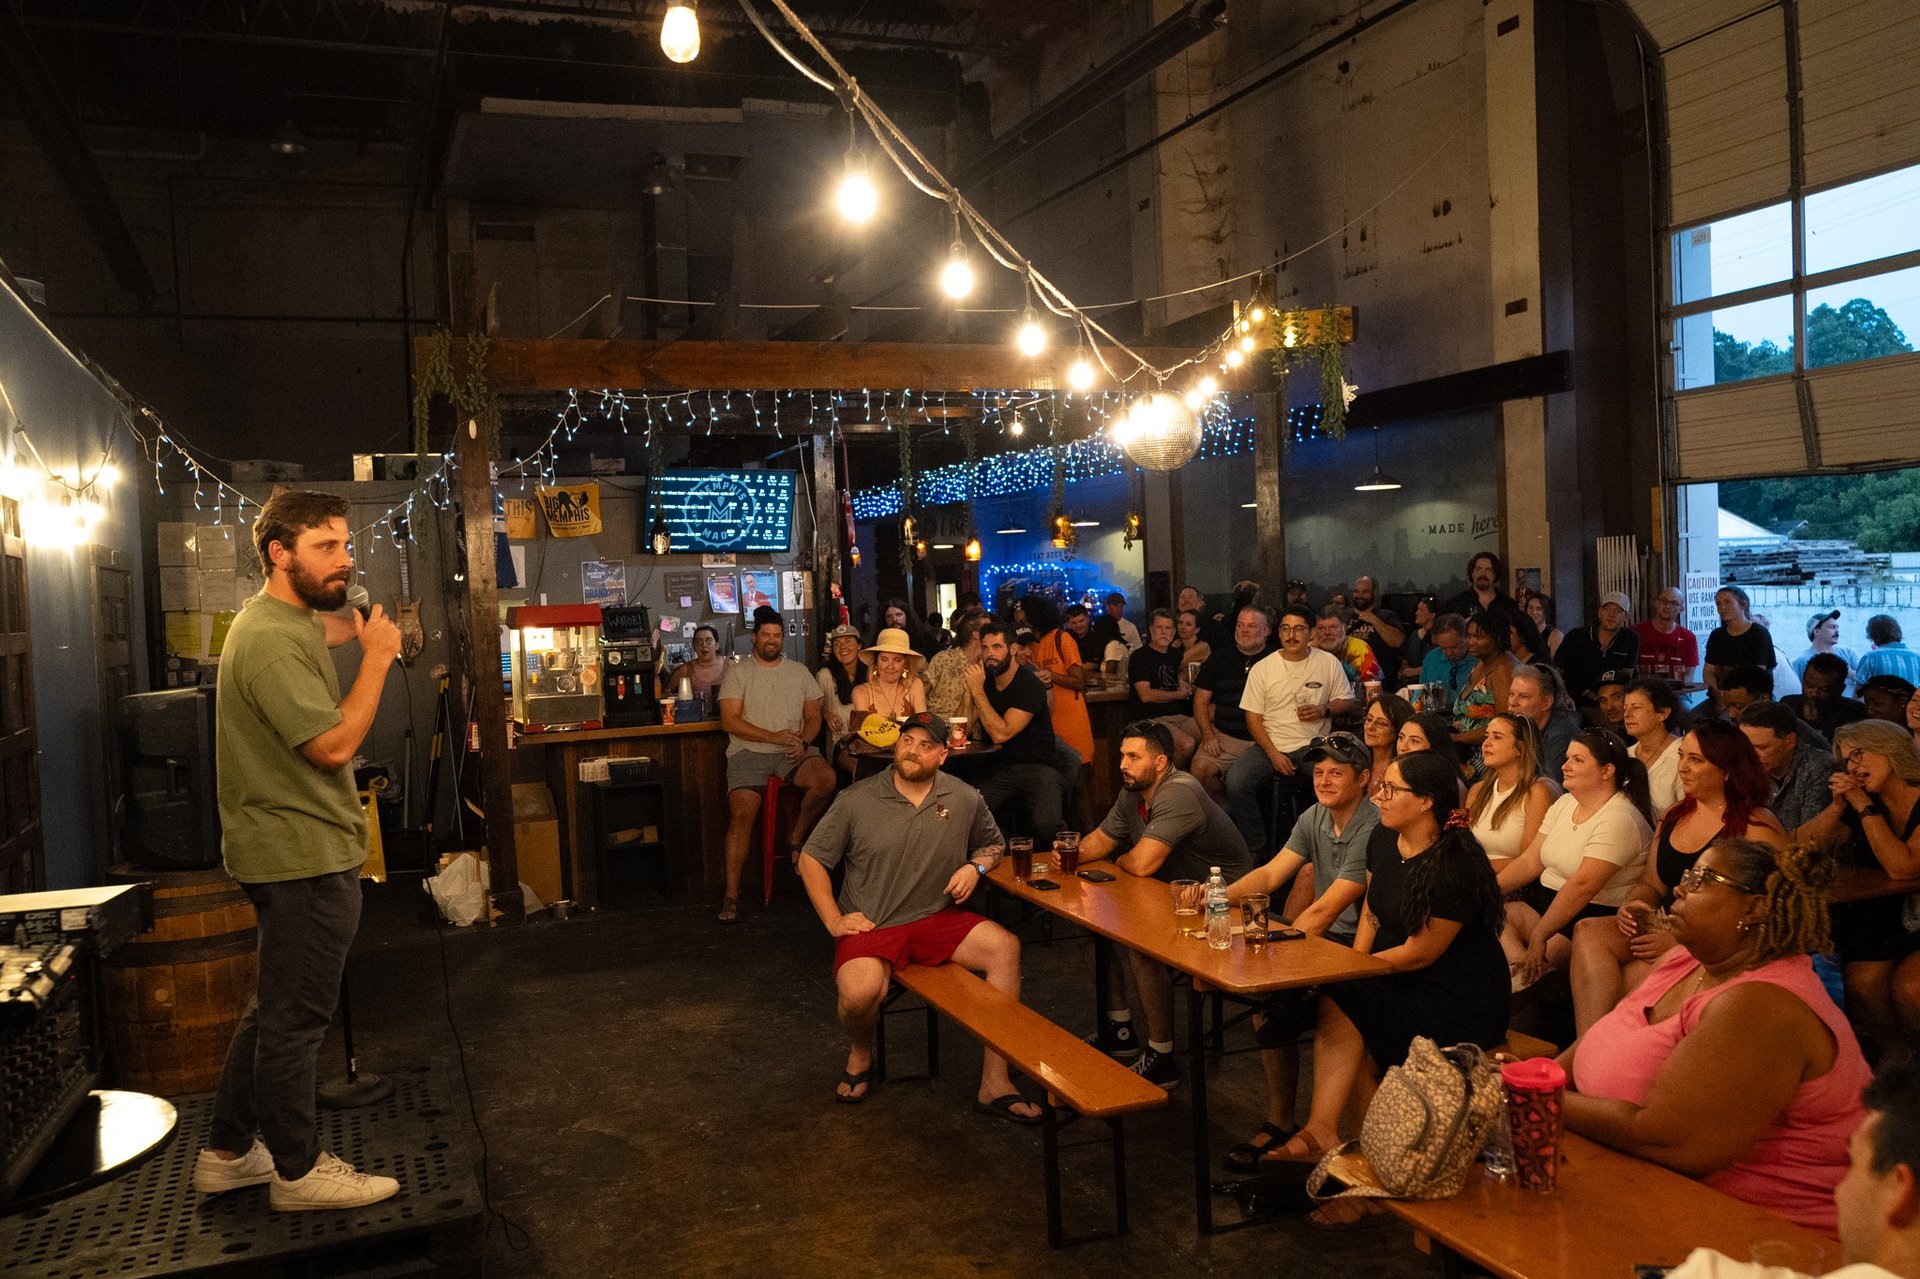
[[860, 627, 926, 673]]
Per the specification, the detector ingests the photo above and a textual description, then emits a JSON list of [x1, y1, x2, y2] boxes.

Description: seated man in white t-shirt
[[1221, 603, 1356, 857]]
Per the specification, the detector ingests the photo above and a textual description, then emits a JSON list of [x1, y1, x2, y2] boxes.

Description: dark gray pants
[[209, 868, 362, 1180]]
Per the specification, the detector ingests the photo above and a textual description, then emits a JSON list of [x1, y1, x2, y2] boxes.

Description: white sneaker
[[193, 1139, 276, 1193], [269, 1152, 400, 1212]]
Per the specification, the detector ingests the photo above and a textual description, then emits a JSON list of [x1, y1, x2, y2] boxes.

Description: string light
[[939, 241, 974, 301], [836, 157, 878, 224], [1067, 355, 1095, 392], [1015, 309, 1047, 357], [660, 2, 701, 62]]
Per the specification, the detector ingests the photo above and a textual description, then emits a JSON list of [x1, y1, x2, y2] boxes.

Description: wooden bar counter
[[511, 720, 728, 908]]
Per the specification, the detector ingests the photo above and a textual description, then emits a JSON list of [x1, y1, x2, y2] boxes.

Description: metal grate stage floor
[[2, 1066, 483, 1279]]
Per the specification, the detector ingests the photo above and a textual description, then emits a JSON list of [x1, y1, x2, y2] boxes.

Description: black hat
[[1861, 674, 1917, 698], [1302, 731, 1370, 770], [899, 711, 951, 744], [1595, 667, 1634, 690]]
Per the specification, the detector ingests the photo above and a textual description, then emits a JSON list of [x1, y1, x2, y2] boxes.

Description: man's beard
[[288, 561, 348, 612], [984, 656, 1010, 678], [1121, 770, 1152, 793], [894, 753, 932, 781]]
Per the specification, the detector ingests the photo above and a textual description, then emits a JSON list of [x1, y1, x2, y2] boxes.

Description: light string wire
[[742, 0, 1236, 391]]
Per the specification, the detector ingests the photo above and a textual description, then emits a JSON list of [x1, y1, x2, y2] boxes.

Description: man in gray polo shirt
[[798, 712, 1037, 1122], [1079, 720, 1254, 1089], [1221, 730, 1378, 1169], [717, 610, 835, 923]]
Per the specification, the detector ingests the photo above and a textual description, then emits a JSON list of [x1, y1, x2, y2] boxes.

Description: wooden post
[[452, 412, 523, 924], [1252, 390, 1287, 593], [810, 434, 839, 631]]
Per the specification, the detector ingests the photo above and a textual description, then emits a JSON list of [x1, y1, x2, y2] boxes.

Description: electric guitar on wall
[[394, 515, 425, 662]]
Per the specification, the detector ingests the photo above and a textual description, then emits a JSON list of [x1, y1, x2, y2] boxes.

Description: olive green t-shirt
[[215, 590, 367, 882]]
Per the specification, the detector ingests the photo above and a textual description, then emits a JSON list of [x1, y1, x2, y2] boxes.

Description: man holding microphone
[[193, 489, 403, 1211]]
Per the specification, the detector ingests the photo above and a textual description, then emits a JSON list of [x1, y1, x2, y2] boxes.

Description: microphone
[[346, 584, 371, 620]]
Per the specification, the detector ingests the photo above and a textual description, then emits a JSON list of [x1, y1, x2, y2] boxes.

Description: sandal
[[1259, 1127, 1328, 1165], [1307, 1199, 1391, 1232], [1223, 1121, 1298, 1173], [972, 1093, 1042, 1126], [835, 1070, 872, 1105], [717, 897, 740, 924]]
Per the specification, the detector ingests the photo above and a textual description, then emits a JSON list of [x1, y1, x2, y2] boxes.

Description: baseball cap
[[899, 711, 951, 744], [1600, 591, 1633, 615], [1302, 731, 1370, 770], [1806, 610, 1841, 637], [1595, 667, 1634, 690], [1861, 674, 1917, 699]]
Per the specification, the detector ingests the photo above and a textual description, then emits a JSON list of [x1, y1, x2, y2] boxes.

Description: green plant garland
[[411, 331, 501, 457], [1268, 306, 1349, 438]]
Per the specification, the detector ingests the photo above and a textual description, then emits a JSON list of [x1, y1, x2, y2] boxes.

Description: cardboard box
[[510, 782, 564, 906]]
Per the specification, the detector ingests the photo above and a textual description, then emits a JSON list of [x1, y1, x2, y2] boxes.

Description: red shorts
[[833, 907, 987, 974]]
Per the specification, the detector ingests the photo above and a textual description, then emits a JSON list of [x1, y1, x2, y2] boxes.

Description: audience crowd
[[741, 559, 1920, 1258]]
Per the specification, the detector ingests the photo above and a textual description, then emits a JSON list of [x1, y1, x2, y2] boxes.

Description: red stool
[[759, 773, 803, 904]]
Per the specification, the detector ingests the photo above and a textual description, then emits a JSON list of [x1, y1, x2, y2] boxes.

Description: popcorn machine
[[505, 604, 604, 731]]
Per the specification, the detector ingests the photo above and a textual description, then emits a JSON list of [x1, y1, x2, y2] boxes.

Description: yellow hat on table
[[856, 713, 901, 749]]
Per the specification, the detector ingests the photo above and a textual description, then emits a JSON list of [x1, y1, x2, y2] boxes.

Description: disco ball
[[1121, 392, 1202, 471]]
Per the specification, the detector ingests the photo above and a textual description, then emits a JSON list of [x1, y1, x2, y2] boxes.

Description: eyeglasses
[[1677, 863, 1757, 895], [1374, 778, 1410, 800], [1277, 624, 1310, 636], [1843, 748, 1875, 770]]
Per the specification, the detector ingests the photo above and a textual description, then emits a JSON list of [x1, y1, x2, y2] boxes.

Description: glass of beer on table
[[1054, 831, 1080, 875], [1242, 894, 1271, 952], [1171, 879, 1203, 936], [1009, 837, 1034, 881]]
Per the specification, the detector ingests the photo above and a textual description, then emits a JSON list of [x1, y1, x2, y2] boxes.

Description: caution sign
[[536, 483, 603, 538]]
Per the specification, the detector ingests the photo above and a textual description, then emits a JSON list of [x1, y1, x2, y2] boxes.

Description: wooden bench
[[876, 962, 1168, 1247], [1321, 1132, 1834, 1279]]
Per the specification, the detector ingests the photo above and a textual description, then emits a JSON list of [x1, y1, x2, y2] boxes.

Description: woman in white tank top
[[1467, 712, 1562, 867]]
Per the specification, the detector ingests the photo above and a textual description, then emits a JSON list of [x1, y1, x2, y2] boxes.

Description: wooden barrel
[[103, 865, 258, 1096]]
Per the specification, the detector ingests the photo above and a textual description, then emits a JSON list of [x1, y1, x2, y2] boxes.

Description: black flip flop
[[1223, 1121, 1298, 1173], [835, 1070, 872, 1105], [973, 1093, 1042, 1126]]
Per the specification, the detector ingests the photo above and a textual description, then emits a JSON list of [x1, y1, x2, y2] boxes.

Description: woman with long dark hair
[[875, 597, 936, 659], [1466, 711, 1560, 871], [1264, 750, 1509, 1165], [1363, 693, 1416, 783], [1496, 729, 1654, 988], [1569, 719, 1786, 1034], [1451, 613, 1515, 752], [815, 624, 867, 773]]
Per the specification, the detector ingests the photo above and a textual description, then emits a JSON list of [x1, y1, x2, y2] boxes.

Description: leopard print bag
[[1305, 1036, 1503, 1201]]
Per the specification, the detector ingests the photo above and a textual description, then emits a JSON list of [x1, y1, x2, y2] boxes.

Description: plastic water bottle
[[1482, 1086, 1516, 1181], [1205, 867, 1231, 951]]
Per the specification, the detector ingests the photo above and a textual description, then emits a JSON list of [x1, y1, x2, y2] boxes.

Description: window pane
[[1804, 267, 1920, 369], [1672, 203, 1792, 306], [1805, 162, 1920, 276], [1675, 295, 1795, 389]]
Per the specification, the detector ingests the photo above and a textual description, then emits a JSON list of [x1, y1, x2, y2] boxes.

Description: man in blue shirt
[[1856, 615, 1920, 689], [1418, 613, 1475, 711]]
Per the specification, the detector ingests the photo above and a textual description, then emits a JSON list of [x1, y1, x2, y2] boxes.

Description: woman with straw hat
[[852, 627, 928, 723]]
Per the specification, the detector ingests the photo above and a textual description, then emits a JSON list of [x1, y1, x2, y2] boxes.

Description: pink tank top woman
[[1572, 945, 1869, 1233]]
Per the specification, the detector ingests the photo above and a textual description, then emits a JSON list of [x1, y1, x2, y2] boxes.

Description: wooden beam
[[452, 412, 524, 925], [424, 309, 1352, 398]]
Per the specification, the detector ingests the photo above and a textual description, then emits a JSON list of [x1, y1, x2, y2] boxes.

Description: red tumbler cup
[[1500, 1057, 1567, 1193]]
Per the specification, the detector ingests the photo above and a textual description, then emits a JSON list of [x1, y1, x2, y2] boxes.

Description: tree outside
[[1712, 296, 1912, 382]]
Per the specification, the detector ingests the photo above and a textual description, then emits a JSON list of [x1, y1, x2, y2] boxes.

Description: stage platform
[[3, 1065, 484, 1278]]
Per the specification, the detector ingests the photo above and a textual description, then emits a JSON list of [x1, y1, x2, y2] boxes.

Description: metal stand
[[317, 976, 394, 1109]]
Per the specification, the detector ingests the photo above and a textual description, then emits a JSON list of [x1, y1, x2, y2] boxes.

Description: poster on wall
[[503, 498, 538, 540], [665, 570, 702, 610], [781, 571, 810, 611], [581, 560, 627, 607], [740, 569, 777, 613], [537, 483, 603, 537], [706, 573, 740, 615]]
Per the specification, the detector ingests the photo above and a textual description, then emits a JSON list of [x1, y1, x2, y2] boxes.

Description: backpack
[[1306, 1036, 1503, 1201]]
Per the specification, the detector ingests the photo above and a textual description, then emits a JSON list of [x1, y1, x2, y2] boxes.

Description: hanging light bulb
[[913, 537, 929, 560], [849, 544, 862, 567], [1238, 333, 1256, 353], [836, 156, 877, 224], [660, 2, 701, 62], [1249, 302, 1267, 323], [939, 241, 974, 299], [1198, 374, 1218, 396], [1067, 355, 1095, 392], [1225, 347, 1245, 368], [1015, 309, 1047, 357], [964, 536, 981, 562]]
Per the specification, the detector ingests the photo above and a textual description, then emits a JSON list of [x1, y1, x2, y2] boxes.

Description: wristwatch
[[971, 862, 989, 877]]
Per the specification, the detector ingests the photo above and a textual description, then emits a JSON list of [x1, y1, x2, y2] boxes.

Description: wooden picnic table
[[986, 861, 1388, 1234], [1324, 1131, 1836, 1278], [1828, 863, 1920, 904]]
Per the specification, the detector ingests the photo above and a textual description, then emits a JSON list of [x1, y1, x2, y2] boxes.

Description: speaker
[[117, 688, 221, 870]]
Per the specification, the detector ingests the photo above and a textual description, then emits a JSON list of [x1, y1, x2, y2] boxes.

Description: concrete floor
[[343, 880, 1443, 1278]]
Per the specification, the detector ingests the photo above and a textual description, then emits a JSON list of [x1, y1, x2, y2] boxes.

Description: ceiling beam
[[0, 5, 158, 305]]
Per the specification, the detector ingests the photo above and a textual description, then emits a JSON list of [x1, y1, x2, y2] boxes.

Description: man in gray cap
[[1556, 590, 1642, 711], [1793, 609, 1860, 690]]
